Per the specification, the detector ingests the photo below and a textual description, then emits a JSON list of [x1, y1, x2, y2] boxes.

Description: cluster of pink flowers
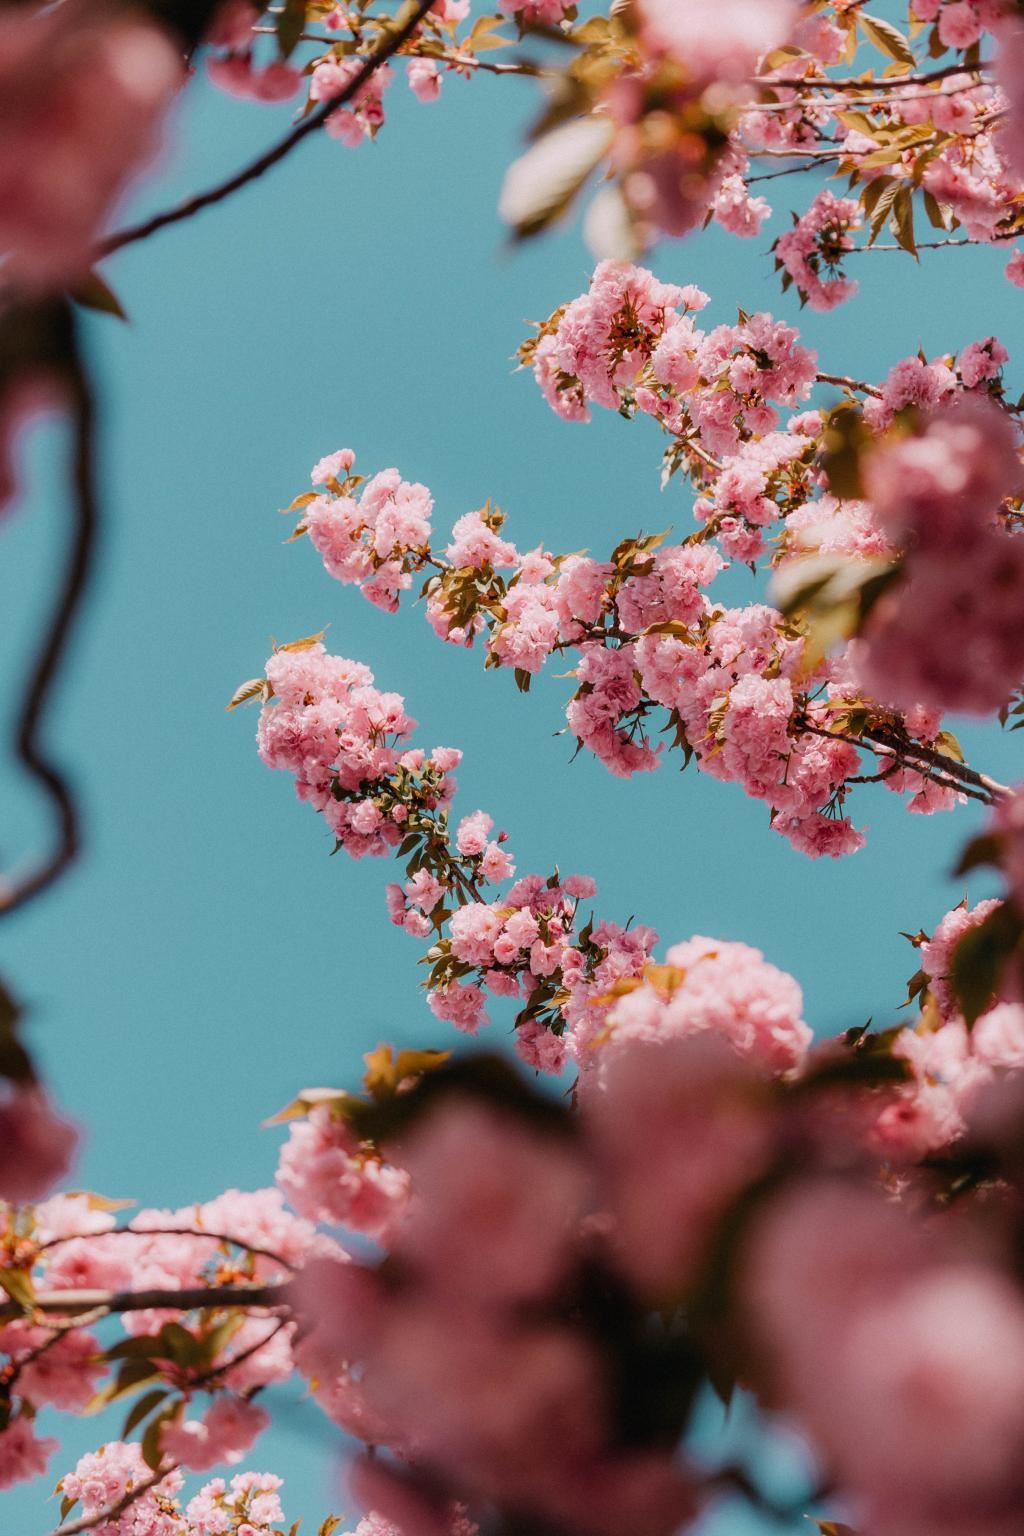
[[913, 0, 1013, 51], [163, 1398, 270, 1475], [288, 415, 1006, 853], [59, 1447, 289, 1536], [854, 394, 1024, 714], [0, 1185, 339, 1488], [743, 1172, 1024, 1536], [204, 3, 301, 104], [774, 189, 862, 311], [593, 0, 797, 243], [851, 895, 1024, 1157], [531, 262, 818, 457], [256, 640, 465, 858], [277, 1103, 409, 1239], [0, 1080, 77, 1203], [296, 451, 435, 613], [0, 0, 182, 288], [58, 1442, 185, 1533], [294, 1086, 702, 1536], [279, 987, 1024, 1536]]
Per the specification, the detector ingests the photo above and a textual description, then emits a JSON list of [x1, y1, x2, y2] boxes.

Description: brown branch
[[754, 61, 993, 91], [801, 722, 1004, 805], [251, 29, 542, 75], [871, 733, 1011, 800], [98, 0, 435, 257], [816, 371, 882, 398], [747, 78, 992, 112], [37, 1225, 296, 1271], [846, 231, 1021, 252], [189, 1315, 290, 1388], [0, 1280, 292, 1322], [0, 314, 97, 919]]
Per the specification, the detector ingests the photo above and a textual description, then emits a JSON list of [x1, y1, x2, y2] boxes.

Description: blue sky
[[1, 41, 1021, 1533]]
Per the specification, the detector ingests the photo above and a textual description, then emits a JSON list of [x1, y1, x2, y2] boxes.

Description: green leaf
[[141, 1410, 168, 1472], [275, 0, 306, 58], [934, 729, 965, 764], [122, 1388, 170, 1439], [858, 12, 914, 67], [499, 115, 614, 240], [87, 1357, 162, 1413], [70, 269, 129, 322], [922, 189, 950, 230], [952, 903, 1023, 1027], [226, 677, 268, 712], [954, 832, 1002, 878], [275, 629, 327, 654], [157, 1321, 203, 1368], [891, 186, 917, 257], [264, 1086, 355, 1125], [0, 1268, 35, 1310], [105, 1334, 164, 1362]]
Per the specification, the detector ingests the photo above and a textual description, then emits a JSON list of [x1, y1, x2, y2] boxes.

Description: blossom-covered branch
[[272, 266, 1023, 858]]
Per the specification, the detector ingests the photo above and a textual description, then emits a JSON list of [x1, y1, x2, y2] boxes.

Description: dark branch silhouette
[[0, 306, 97, 919]]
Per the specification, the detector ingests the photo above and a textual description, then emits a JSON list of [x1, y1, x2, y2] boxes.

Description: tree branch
[[754, 60, 993, 91], [98, 0, 435, 258], [816, 371, 882, 398], [801, 722, 1006, 805], [0, 1280, 292, 1322], [0, 315, 97, 920]]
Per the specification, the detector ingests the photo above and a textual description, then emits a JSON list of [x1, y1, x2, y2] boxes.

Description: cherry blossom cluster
[[283, 433, 993, 857], [288, 1009, 1024, 1536], [0, 1184, 324, 1489], [523, 262, 1018, 550], [247, 636, 664, 1062], [57, 1450, 288, 1535], [287, 453, 434, 614], [246, 636, 460, 859], [55, 1452, 357, 1536], [9, 863, 1024, 1536], [850, 392, 1024, 715], [0, 1080, 78, 1207]]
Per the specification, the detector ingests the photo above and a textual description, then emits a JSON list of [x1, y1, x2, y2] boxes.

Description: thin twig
[[251, 29, 541, 75], [816, 371, 882, 398], [753, 61, 993, 91], [37, 1225, 296, 1271], [98, 0, 435, 257], [748, 79, 993, 112], [846, 231, 1020, 252], [0, 318, 97, 919], [189, 1315, 290, 1388]]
